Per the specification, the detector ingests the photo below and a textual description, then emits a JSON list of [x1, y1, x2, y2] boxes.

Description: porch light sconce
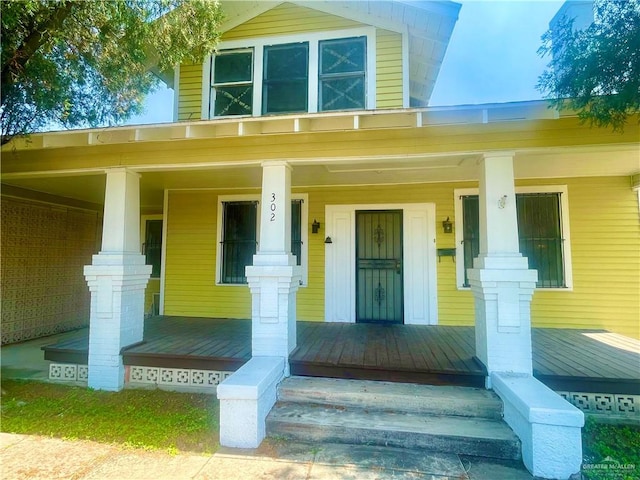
[[324, 236, 333, 244], [312, 219, 321, 234], [442, 217, 453, 234]]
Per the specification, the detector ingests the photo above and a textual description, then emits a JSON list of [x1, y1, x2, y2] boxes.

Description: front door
[[356, 210, 403, 324]]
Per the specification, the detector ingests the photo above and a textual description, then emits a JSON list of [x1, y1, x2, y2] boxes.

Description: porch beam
[[84, 168, 151, 391]]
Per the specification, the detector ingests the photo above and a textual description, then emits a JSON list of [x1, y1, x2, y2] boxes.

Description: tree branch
[[1, 2, 75, 89]]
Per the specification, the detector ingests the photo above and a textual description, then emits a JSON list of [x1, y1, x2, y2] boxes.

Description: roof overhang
[[2, 101, 638, 210]]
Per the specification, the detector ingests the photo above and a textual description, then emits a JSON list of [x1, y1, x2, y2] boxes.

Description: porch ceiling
[[2, 144, 638, 211]]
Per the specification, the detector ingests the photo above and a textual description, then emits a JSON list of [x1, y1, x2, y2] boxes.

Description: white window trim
[[215, 193, 309, 286], [205, 27, 377, 118], [453, 185, 573, 291], [173, 65, 180, 122], [200, 56, 212, 120]]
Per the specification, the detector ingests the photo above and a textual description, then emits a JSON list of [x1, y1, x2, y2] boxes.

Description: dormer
[[174, 1, 460, 121]]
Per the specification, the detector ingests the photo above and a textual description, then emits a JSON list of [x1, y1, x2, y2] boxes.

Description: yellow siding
[[222, 3, 362, 40], [163, 190, 251, 318], [164, 177, 639, 339], [178, 63, 203, 121], [376, 29, 403, 108], [518, 177, 640, 339]]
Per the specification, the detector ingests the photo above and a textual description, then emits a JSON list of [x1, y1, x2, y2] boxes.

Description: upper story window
[[263, 42, 309, 114], [319, 37, 366, 111], [212, 49, 254, 116], [208, 29, 375, 118]]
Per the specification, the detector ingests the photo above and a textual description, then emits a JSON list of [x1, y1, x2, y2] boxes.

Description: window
[[456, 188, 571, 289], [144, 219, 163, 278], [208, 28, 375, 118], [212, 49, 253, 116], [221, 201, 258, 284], [291, 199, 302, 266], [319, 37, 366, 111], [263, 42, 309, 114], [219, 197, 306, 284]]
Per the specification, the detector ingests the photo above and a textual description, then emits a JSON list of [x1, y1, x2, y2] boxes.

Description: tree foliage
[[537, 0, 640, 131], [1, 0, 223, 144]]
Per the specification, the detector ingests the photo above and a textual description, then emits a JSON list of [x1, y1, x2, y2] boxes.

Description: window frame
[[453, 185, 573, 291], [262, 42, 310, 115], [207, 27, 376, 118], [211, 48, 255, 117], [318, 36, 367, 112], [216, 193, 309, 286]]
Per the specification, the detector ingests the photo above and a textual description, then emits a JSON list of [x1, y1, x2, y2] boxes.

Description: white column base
[[246, 255, 301, 372], [491, 372, 584, 479], [84, 252, 152, 391], [217, 356, 285, 448], [469, 254, 537, 376]]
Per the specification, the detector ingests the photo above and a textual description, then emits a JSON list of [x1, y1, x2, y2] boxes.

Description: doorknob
[[396, 260, 401, 274]]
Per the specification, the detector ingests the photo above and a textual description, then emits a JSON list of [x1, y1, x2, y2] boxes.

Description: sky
[[126, 0, 566, 125]]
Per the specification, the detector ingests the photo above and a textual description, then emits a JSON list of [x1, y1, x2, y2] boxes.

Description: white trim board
[[324, 203, 437, 325]]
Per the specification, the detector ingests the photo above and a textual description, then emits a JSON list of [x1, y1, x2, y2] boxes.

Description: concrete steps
[[267, 376, 521, 461]]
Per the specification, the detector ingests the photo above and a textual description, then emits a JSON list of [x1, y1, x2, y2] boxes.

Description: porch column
[[468, 152, 537, 377], [245, 161, 301, 367], [218, 161, 300, 448], [84, 168, 152, 391]]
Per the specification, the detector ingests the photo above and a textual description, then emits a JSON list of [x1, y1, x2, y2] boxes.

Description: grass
[[581, 418, 640, 480], [0, 379, 220, 454]]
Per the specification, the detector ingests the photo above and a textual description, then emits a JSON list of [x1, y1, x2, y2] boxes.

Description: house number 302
[[270, 193, 276, 221]]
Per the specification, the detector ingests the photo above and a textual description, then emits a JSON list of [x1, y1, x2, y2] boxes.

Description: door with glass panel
[[355, 210, 403, 324]]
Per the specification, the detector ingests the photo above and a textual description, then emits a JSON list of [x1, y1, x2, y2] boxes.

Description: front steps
[[266, 376, 521, 461]]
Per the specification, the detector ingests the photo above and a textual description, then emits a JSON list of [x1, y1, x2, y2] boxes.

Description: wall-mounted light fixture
[[442, 217, 453, 234], [312, 219, 321, 234], [324, 236, 332, 244]]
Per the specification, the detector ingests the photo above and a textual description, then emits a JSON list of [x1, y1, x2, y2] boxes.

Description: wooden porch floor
[[43, 316, 640, 394]]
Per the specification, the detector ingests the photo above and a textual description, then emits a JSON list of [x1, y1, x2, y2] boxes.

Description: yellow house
[[1, 2, 639, 478]]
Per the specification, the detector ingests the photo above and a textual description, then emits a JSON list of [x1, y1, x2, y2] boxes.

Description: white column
[[219, 161, 300, 449], [468, 152, 537, 377], [84, 168, 152, 391], [245, 161, 301, 367]]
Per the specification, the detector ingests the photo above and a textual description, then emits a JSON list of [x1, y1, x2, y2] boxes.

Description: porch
[[42, 316, 640, 396]]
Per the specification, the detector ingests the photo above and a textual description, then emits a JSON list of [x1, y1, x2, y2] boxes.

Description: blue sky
[[127, 0, 565, 125]]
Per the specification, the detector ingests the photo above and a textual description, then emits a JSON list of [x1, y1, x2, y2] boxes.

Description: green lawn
[[582, 418, 640, 480], [0, 379, 220, 454]]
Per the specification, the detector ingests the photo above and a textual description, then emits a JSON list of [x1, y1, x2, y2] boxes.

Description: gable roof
[[217, 1, 461, 106]]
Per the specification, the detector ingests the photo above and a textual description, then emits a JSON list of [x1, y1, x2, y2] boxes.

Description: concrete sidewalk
[[0, 432, 534, 480]]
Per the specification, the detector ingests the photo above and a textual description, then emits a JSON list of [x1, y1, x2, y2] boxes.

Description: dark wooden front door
[[356, 210, 403, 324]]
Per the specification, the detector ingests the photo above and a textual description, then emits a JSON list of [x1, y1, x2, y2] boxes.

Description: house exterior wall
[[0, 196, 99, 344], [177, 2, 404, 121], [178, 63, 204, 121], [162, 176, 640, 339]]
